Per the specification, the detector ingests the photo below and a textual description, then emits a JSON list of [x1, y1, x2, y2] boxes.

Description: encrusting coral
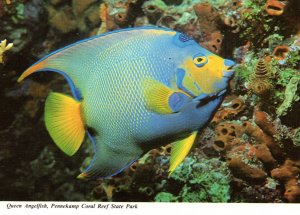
[[271, 159, 300, 202], [211, 95, 297, 183], [98, 0, 144, 34], [273, 45, 290, 61], [99, 0, 224, 54], [213, 119, 278, 182], [212, 95, 246, 124], [211, 101, 299, 202], [229, 20, 300, 201], [216, 28, 300, 198], [265, 0, 288, 16], [0, 39, 13, 64], [47, 0, 101, 34]]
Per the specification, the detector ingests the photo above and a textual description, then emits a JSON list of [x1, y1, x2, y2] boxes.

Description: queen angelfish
[[18, 27, 235, 179]]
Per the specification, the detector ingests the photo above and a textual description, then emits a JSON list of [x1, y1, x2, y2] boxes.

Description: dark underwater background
[[0, 0, 300, 202]]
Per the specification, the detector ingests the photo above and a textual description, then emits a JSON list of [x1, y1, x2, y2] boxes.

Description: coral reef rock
[[47, 0, 101, 34], [99, 0, 224, 54], [271, 159, 300, 202]]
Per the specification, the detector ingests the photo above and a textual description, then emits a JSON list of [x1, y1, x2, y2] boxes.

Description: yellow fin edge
[[77, 172, 88, 180], [169, 131, 198, 175], [17, 61, 46, 82]]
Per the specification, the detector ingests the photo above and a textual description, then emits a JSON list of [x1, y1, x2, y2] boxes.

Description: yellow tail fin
[[45, 92, 85, 156]]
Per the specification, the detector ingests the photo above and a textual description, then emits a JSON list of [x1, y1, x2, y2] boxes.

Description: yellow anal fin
[[169, 131, 198, 175], [143, 78, 175, 114], [45, 92, 85, 156], [17, 60, 46, 82]]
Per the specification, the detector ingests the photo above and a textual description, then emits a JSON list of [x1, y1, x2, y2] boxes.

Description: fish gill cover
[[0, 0, 299, 202]]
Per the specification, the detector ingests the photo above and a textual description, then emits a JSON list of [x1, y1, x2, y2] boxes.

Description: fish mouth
[[223, 59, 235, 79], [226, 65, 234, 70], [223, 69, 235, 79]]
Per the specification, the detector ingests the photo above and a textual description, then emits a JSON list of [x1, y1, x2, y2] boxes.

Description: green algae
[[155, 192, 178, 202], [293, 128, 300, 147], [154, 157, 231, 202], [277, 77, 300, 116]]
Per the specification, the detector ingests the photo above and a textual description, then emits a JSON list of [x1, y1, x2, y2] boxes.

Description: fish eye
[[193, 55, 208, 67], [194, 57, 205, 63]]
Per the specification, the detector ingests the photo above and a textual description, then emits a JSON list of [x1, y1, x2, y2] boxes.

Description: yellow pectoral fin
[[45, 92, 85, 156], [169, 131, 198, 175], [143, 78, 174, 114]]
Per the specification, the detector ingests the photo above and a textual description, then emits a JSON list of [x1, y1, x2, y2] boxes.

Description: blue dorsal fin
[[17, 27, 177, 101], [19, 26, 176, 77]]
